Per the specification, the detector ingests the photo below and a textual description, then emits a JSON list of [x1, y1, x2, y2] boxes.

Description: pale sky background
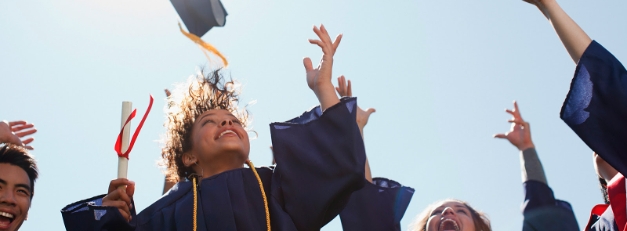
[[3, 0, 627, 230]]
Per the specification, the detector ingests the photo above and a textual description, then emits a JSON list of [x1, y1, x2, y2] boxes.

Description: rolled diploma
[[118, 101, 132, 181]]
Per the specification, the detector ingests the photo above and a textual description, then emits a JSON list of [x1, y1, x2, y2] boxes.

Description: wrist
[[518, 143, 535, 151]]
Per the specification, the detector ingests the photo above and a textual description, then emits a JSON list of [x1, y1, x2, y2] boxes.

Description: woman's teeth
[[439, 219, 459, 231], [219, 130, 237, 138]]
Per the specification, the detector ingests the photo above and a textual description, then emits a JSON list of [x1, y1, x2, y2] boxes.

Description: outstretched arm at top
[[304, 24, 342, 111], [336, 76, 375, 183], [494, 101, 546, 184], [524, 0, 591, 63]]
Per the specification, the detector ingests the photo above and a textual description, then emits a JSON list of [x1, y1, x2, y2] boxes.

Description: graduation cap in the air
[[170, 0, 229, 66], [561, 41, 627, 177]]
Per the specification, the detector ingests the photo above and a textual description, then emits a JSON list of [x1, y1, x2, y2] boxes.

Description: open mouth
[[0, 211, 15, 229], [218, 130, 239, 139], [439, 219, 460, 231]]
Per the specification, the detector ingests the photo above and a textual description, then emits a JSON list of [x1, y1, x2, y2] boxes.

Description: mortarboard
[[170, 0, 228, 37], [170, 0, 229, 66]]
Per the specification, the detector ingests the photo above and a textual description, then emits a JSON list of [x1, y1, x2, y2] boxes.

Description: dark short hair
[[0, 144, 38, 199]]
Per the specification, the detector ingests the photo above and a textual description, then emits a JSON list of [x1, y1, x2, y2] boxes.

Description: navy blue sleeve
[[339, 178, 415, 231], [560, 40, 627, 176], [61, 194, 137, 231], [521, 181, 579, 231], [270, 97, 366, 231]]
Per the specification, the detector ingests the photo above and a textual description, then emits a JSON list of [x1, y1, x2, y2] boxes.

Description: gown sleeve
[[339, 178, 414, 231], [60, 194, 137, 231], [560, 40, 627, 176], [270, 97, 366, 231], [521, 181, 579, 231]]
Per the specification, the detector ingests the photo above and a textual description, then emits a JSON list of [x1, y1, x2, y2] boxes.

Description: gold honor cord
[[193, 177, 198, 231], [191, 161, 271, 231], [178, 23, 229, 67], [245, 160, 271, 231]]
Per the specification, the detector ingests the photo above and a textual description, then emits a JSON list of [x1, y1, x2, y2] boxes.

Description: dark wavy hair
[[161, 69, 249, 182], [411, 199, 491, 231], [0, 144, 38, 199], [599, 177, 609, 204]]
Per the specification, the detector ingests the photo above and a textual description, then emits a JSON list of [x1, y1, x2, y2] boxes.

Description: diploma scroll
[[118, 101, 132, 181]]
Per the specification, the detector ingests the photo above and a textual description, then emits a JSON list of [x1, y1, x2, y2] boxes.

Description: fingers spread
[[15, 129, 37, 137], [8, 121, 27, 126], [21, 137, 34, 145], [346, 79, 352, 97]]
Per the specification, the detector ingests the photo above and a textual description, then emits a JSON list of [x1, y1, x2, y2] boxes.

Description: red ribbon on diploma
[[115, 95, 154, 159]]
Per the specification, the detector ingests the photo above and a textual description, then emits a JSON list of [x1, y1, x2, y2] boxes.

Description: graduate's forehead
[[196, 109, 236, 119], [433, 200, 469, 211], [0, 163, 31, 189]]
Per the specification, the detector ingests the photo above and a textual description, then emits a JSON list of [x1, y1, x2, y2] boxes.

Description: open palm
[[494, 101, 534, 151]]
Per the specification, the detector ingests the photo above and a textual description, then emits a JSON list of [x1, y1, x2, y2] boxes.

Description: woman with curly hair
[[60, 25, 374, 231]]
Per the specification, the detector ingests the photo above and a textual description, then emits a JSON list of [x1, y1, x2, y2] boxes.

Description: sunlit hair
[[0, 144, 38, 199], [410, 199, 491, 231], [161, 68, 249, 182]]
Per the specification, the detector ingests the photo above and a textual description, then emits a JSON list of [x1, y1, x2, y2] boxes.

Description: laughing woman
[[61, 25, 367, 231]]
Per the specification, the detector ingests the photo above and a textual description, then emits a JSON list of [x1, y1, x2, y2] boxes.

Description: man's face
[[0, 163, 31, 231]]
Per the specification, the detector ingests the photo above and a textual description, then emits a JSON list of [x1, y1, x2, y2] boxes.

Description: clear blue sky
[[3, 0, 627, 230]]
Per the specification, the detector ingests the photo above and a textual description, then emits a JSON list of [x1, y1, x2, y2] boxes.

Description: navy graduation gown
[[521, 180, 579, 231], [561, 40, 627, 176], [339, 178, 414, 231], [560, 41, 627, 230], [61, 97, 366, 231]]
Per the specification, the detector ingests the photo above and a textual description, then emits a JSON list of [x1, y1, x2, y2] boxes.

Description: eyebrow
[[0, 178, 31, 192], [198, 112, 239, 123], [198, 112, 217, 122]]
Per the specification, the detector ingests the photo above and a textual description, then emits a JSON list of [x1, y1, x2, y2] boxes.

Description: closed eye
[[457, 210, 468, 214], [202, 119, 215, 126]]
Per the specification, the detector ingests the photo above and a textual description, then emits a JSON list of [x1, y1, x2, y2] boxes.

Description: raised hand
[[0, 120, 37, 150], [303, 24, 343, 111], [335, 76, 376, 132], [102, 178, 135, 222], [494, 101, 535, 151]]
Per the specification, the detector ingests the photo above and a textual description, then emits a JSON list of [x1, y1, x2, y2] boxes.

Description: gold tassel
[[179, 23, 229, 67], [246, 160, 271, 231]]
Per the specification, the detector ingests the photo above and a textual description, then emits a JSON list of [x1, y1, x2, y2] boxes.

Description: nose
[[220, 119, 233, 126], [0, 189, 17, 206], [442, 207, 455, 216]]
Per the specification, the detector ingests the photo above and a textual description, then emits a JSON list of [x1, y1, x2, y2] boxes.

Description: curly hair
[[410, 199, 491, 231], [161, 69, 249, 182]]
